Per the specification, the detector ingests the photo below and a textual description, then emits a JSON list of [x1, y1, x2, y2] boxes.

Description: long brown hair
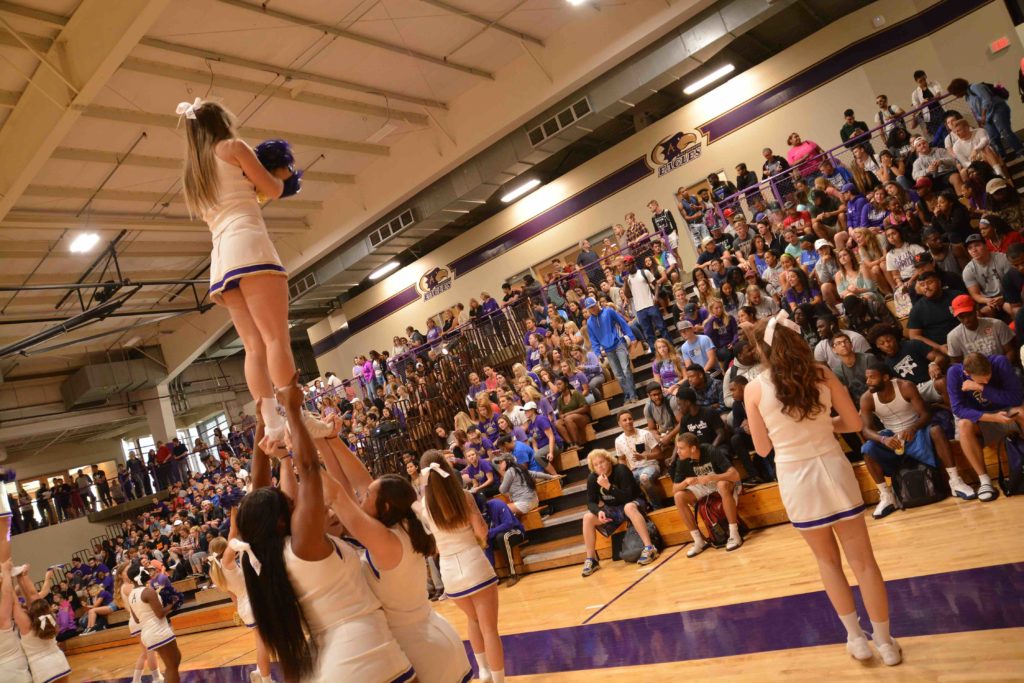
[[182, 100, 236, 215], [373, 474, 436, 556], [419, 450, 471, 532], [747, 317, 826, 421], [113, 561, 129, 608], [28, 599, 57, 639]]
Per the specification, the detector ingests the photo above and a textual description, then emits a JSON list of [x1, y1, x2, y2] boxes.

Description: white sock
[[131, 670, 143, 683], [474, 652, 490, 679], [979, 473, 992, 487], [870, 618, 893, 644], [946, 467, 962, 484], [728, 523, 740, 541], [838, 611, 864, 639], [490, 670, 505, 683], [690, 530, 704, 546], [261, 397, 285, 430], [876, 482, 890, 495]]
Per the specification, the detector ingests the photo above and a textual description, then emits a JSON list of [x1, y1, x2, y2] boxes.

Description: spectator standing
[[75, 470, 95, 512], [584, 298, 638, 402], [623, 256, 670, 351], [840, 109, 872, 151], [948, 77, 1024, 159], [910, 70, 946, 144]]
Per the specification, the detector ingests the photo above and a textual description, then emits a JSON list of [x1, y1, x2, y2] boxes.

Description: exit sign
[[991, 36, 1011, 53]]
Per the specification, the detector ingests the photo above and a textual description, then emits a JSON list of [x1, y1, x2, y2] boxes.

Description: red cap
[[951, 294, 975, 317], [622, 255, 635, 263]]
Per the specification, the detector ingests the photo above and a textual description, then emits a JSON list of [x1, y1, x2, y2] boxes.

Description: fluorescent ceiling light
[[369, 261, 400, 280], [501, 179, 542, 203], [69, 233, 100, 253], [567, 0, 587, 5], [683, 63, 736, 95]]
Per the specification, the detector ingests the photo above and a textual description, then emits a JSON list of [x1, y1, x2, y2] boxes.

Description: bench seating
[[536, 477, 563, 501], [63, 602, 237, 656]]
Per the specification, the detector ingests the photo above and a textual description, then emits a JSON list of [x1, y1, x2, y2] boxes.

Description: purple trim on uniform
[[146, 634, 176, 651], [344, 535, 381, 579], [328, 538, 345, 561], [697, 0, 989, 142], [390, 666, 416, 683], [42, 670, 72, 683], [0, 511, 11, 518], [209, 263, 286, 294], [445, 575, 498, 599], [790, 504, 865, 529], [311, 157, 652, 358], [245, 622, 256, 629], [459, 668, 474, 683]]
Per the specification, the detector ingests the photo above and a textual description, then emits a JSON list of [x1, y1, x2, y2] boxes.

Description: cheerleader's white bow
[[764, 310, 800, 347], [420, 462, 450, 484], [38, 614, 55, 630], [229, 538, 262, 576], [175, 97, 202, 121], [133, 572, 145, 586]]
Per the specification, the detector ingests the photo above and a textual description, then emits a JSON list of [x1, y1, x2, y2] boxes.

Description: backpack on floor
[[696, 492, 747, 548], [999, 436, 1024, 496], [619, 519, 663, 563], [891, 460, 948, 509]]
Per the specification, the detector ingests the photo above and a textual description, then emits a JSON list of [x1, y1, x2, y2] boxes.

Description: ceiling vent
[[367, 209, 416, 249], [289, 271, 317, 301], [528, 97, 593, 146]]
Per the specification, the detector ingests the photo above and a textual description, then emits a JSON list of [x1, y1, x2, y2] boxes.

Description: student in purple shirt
[[461, 447, 497, 496], [524, 401, 560, 475]]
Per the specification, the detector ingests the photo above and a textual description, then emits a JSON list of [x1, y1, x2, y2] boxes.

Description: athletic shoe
[[725, 536, 743, 552], [302, 411, 337, 438], [951, 480, 977, 500], [872, 490, 897, 519], [81, 627, 95, 635], [875, 638, 902, 666], [10, 564, 27, 577], [637, 545, 658, 565], [686, 540, 707, 558], [977, 483, 999, 502], [581, 557, 600, 577], [846, 635, 873, 661], [249, 672, 262, 683]]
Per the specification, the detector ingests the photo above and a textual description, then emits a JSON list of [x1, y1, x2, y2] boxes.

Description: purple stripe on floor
[[83, 562, 1024, 681]]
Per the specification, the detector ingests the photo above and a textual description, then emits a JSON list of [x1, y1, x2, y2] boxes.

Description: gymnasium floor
[[72, 496, 1024, 682]]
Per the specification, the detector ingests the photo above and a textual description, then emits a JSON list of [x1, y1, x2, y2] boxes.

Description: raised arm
[[321, 471, 402, 571], [321, 437, 373, 501], [277, 378, 332, 561], [249, 400, 272, 490]]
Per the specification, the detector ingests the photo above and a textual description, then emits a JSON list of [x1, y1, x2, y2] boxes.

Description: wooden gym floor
[[74, 494, 1024, 682]]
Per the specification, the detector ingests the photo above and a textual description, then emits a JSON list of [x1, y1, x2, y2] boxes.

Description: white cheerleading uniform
[[202, 154, 286, 303], [753, 373, 864, 529], [20, 631, 69, 683], [128, 587, 176, 651], [351, 529, 472, 683], [283, 535, 413, 683], [0, 626, 32, 683], [121, 585, 140, 636], [218, 558, 255, 628], [422, 508, 496, 599]]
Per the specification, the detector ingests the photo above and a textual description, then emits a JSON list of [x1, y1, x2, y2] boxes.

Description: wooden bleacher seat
[[604, 378, 622, 398], [554, 447, 581, 472], [590, 399, 610, 419], [520, 506, 546, 531], [536, 477, 563, 501], [171, 577, 199, 593]]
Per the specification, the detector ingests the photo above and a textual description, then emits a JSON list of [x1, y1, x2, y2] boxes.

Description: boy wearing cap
[[946, 295, 1015, 363], [583, 297, 639, 402], [963, 233, 1011, 316], [679, 321, 719, 375]]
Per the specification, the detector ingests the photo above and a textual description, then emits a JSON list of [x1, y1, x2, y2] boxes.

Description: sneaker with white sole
[[846, 635, 873, 661], [875, 638, 902, 666], [725, 536, 743, 552], [977, 483, 999, 502], [302, 411, 337, 438], [581, 557, 600, 577], [637, 545, 659, 565], [686, 540, 707, 558], [872, 489, 897, 519], [950, 480, 977, 500]]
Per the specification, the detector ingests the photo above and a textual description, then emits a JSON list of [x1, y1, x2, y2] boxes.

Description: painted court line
[[581, 546, 685, 625]]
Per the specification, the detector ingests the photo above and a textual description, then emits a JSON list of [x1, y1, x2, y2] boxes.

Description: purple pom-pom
[[0, 467, 15, 483], [255, 139, 295, 172]]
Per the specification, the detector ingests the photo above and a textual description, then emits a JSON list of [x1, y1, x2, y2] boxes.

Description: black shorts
[[597, 498, 649, 537]]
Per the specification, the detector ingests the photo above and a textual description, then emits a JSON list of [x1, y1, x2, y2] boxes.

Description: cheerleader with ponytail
[[0, 516, 31, 683], [177, 98, 331, 449], [321, 439, 471, 683], [7, 558, 69, 682], [117, 562, 162, 683], [235, 377, 412, 683], [127, 565, 181, 683]]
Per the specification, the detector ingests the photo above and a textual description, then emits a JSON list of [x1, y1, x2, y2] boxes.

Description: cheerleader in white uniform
[[319, 439, 471, 683], [744, 312, 901, 666], [126, 566, 182, 683], [0, 516, 31, 683], [235, 380, 413, 683], [178, 99, 331, 449], [419, 452, 505, 683], [8, 566, 69, 683], [207, 525, 275, 683], [117, 563, 162, 683]]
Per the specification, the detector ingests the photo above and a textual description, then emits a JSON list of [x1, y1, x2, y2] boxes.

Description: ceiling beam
[[49, 146, 356, 184], [215, 0, 493, 80], [0, 405, 137, 442], [81, 103, 390, 156], [416, 0, 543, 46], [0, 240, 212, 257], [139, 36, 448, 110], [1, 210, 309, 233], [22, 184, 323, 212], [0, 0, 173, 221], [119, 57, 428, 125], [0, 1, 65, 27]]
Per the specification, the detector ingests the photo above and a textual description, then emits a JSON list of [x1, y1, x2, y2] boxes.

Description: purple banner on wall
[[697, 0, 991, 143], [311, 285, 418, 357]]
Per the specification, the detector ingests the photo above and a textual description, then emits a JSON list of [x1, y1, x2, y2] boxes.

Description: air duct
[[60, 358, 165, 409]]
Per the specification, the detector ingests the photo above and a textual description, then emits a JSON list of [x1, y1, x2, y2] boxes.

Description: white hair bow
[[764, 310, 801, 347], [229, 538, 262, 576], [175, 97, 202, 121], [133, 572, 145, 586], [420, 462, 450, 485], [38, 614, 56, 630]]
